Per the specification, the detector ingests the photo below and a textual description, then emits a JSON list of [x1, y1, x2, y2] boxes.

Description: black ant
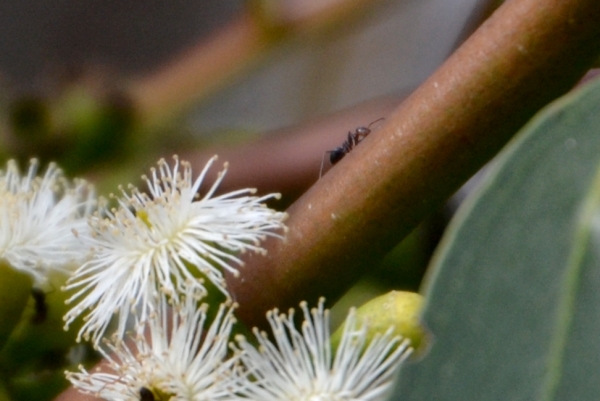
[[320, 118, 384, 177], [31, 287, 48, 324], [139, 387, 155, 401]]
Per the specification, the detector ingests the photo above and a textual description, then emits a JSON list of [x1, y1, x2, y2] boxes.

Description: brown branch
[[179, 95, 403, 206], [226, 0, 600, 329], [127, 12, 268, 127], [127, 0, 384, 127]]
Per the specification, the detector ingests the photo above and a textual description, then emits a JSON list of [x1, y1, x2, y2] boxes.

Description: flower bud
[[332, 290, 428, 354]]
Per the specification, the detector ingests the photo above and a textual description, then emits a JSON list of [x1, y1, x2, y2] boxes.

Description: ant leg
[[319, 152, 328, 178], [347, 132, 355, 147]]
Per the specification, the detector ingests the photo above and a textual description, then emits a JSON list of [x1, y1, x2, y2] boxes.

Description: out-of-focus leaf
[[0, 263, 32, 352], [389, 76, 600, 400]]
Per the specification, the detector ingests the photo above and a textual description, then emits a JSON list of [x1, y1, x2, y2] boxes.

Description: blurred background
[[0, 0, 495, 322], [0, 1, 496, 398], [1, 0, 483, 121]]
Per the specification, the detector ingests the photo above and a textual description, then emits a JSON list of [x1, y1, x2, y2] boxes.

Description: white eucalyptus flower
[[234, 298, 412, 401], [0, 159, 95, 284], [63, 155, 286, 344], [66, 291, 241, 401]]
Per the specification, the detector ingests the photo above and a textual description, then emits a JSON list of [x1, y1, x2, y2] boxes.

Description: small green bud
[[332, 290, 428, 354]]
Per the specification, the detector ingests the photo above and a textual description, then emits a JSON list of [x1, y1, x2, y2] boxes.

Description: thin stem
[[226, 0, 600, 329], [127, 12, 268, 127], [127, 0, 384, 127]]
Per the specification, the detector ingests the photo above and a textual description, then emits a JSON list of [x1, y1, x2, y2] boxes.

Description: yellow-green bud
[[332, 290, 428, 354]]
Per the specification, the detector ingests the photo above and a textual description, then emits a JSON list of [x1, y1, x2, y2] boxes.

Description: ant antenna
[[367, 117, 385, 128]]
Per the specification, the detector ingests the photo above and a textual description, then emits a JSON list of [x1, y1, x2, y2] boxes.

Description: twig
[[127, 0, 384, 127]]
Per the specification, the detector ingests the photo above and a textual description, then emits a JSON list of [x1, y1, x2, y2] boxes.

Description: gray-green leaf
[[389, 76, 600, 401]]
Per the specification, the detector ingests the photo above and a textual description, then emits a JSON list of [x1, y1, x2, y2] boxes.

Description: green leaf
[[0, 262, 32, 352], [389, 76, 600, 400]]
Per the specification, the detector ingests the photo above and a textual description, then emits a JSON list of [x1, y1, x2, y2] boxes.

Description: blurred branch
[[180, 94, 403, 206], [126, 0, 385, 127], [226, 0, 600, 329]]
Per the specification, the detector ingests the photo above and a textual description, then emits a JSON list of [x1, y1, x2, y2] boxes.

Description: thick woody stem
[[227, 0, 600, 329]]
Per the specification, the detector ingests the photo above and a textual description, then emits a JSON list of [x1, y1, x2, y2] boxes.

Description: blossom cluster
[[0, 159, 95, 285], [1, 156, 414, 401], [67, 295, 412, 401], [62, 155, 286, 344]]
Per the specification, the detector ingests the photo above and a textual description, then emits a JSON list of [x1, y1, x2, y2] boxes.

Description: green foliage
[[0, 262, 32, 352], [390, 76, 600, 400], [0, 272, 98, 401]]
